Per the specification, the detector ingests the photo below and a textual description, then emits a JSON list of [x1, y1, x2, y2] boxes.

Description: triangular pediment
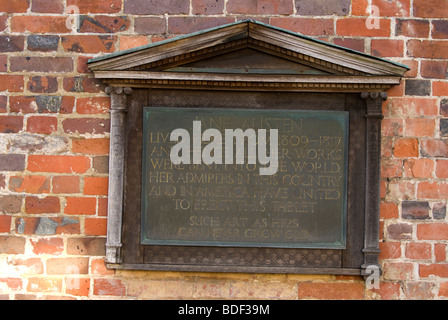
[[88, 20, 409, 92]]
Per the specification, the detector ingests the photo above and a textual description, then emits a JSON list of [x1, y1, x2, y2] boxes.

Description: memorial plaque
[[141, 107, 348, 249]]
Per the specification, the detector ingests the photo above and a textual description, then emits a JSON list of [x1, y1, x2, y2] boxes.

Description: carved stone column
[[361, 92, 387, 276], [105, 86, 132, 264]]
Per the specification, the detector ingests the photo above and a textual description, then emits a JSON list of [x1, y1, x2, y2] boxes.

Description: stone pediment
[[88, 19, 409, 92]]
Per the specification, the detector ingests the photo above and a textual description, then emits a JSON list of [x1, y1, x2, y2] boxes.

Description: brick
[[417, 222, 448, 240], [52, 176, 80, 194], [418, 182, 448, 200], [0, 195, 22, 213], [192, 0, 224, 14], [98, 198, 108, 216], [28, 76, 58, 94], [333, 38, 365, 53], [383, 262, 414, 280], [227, 0, 293, 14], [432, 20, 448, 39], [93, 279, 126, 296], [84, 217, 107, 236], [402, 201, 430, 220], [124, 0, 189, 14], [0, 116, 23, 133], [404, 80, 431, 96], [0, 278, 23, 291], [91, 258, 114, 276], [30, 238, 64, 255], [441, 99, 448, 116], [25, 196, 60, 214], [134, 17, 166, 34], [0, 15, 6, 32], [295, 0, 349, 15], [72, 138, 110, 155], [0, 236, 26, 254], [0, 36, 25, 52], [67, 238, 106, 256], [336, 18, 391, 37], [37, 96, 75, 114], [403, 159, 434, 178], [64, 197, 96, 215], [433, 202, 447, 219], [371, 282, 401, 300], [93, 156, 109, 174], [421, 139, 448, 157], [421, 60, 448, 79], [433, 81, 448, 96], [0, 0, 29, 13], [9, 96, 39, 113], [396, 19, 430, 37], [61, 35, 117, 54], [11, 16, 71, 33], [393, 138, 418, 157], [68, 0, 122, 13], [420, 264, 448, 278], [16, 217, 80, 235], [84, 177, 108, 195], [0, 154, 26, 171], [404, 282, 436, 299], [387, 223, 413, 240], [46, 257, 89, 275], [436, 159, 448, 178], [0, 216, 11, 233], [168, 17, 236, 34], [0, 56, 6, 73], [441, 119, 448, 137], [440, 282, 448, 297], [270, 17, 334, 36], [9, 175, 50, 194], [0, 75, 24, 92], [31, 0, 64, 13], [62, 118, 110, 135], [381, 158, 403, 178], [27, 35, 60, 52], [298, 282, 364, 300], [76, 97, 110, 114], [27, 277, 62, 293], [11, 56, 73, 74], [66, 278, 91, 297], [407, 40, 448, 59], [77, 56, 93, 74], [0, 95, 6, 113], [64, 77, 105, 93], [26, 116, 58, 134], [119, 35, 149, 51], [380, 202, 399, 219], [371, 39, 403, 57], [79, 15, 130, 33], [28, 155, 90, 174], [379, 242, 401, 259], [435, 243, 447, 262], [414, 0, 448, 18], [372, 0, 410, 17], [405, 118, 435, 137]]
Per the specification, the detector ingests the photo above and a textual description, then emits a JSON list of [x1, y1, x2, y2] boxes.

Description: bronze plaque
[[141, 107, 348, 249]]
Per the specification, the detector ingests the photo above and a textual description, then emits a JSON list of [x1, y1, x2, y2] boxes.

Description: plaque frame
[[88, 20, 409, 276]]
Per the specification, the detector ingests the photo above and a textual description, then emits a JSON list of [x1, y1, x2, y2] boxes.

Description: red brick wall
[[0, 0, 447, 300]]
